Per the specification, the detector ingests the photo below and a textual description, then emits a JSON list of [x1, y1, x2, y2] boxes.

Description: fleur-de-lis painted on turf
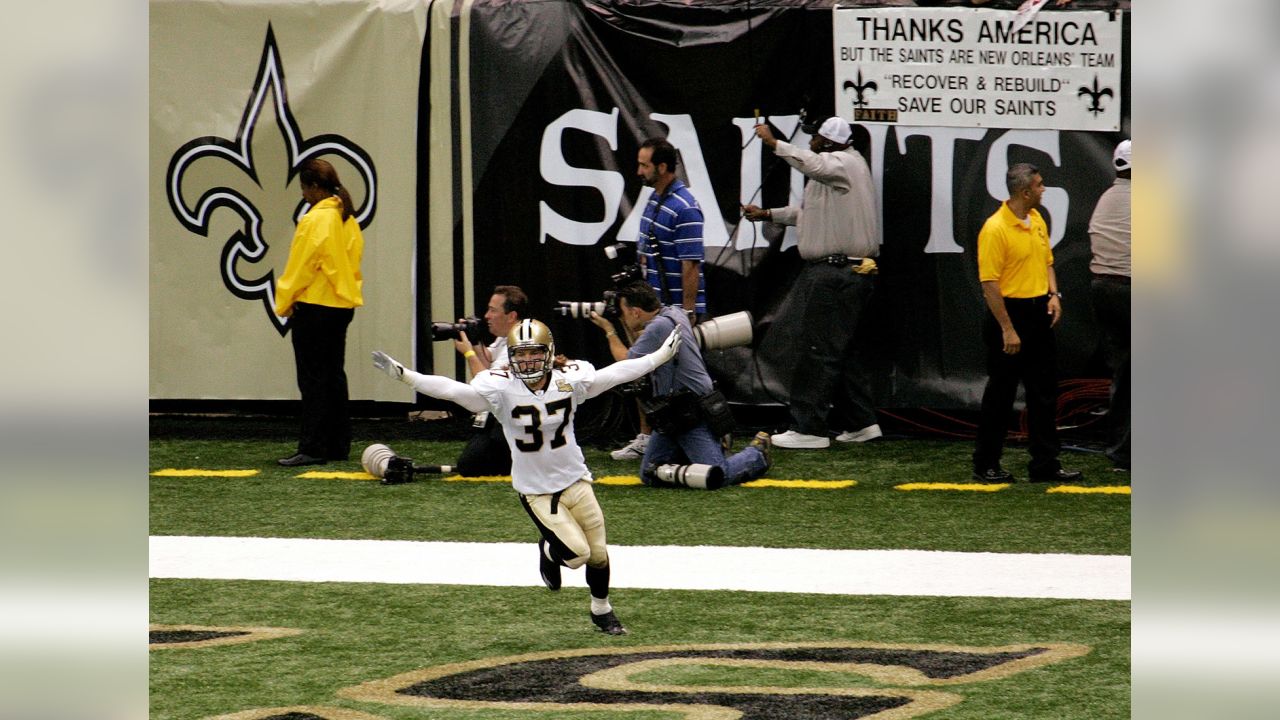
[[843, 68, 879, 108], [1077, 74, 1114, 116], [165, 25, 377, 335]]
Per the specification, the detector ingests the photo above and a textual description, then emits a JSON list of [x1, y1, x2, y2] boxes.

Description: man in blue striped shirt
[[612, 138, 708, 461], [635, 137, 706, 320]]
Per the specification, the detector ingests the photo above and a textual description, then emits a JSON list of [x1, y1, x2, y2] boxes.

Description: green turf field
[[150, 416, 1130, 719]]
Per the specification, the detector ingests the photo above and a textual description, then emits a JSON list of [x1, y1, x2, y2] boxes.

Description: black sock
[[585, 562, 610, 600]]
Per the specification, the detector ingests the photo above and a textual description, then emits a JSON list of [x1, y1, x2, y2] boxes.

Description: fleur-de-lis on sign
[[842, 68, 879, 108], [1077, 74, 1114, 116], [165, 25, 377, 335]]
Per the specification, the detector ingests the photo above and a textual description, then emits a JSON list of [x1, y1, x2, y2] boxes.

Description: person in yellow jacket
[[274, 158, 364, 467]]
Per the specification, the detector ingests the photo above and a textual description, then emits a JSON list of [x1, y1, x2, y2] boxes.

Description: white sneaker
[[835, 424, 882, 443], [610, 433, 650, 460], [770, 430, 830, 449]]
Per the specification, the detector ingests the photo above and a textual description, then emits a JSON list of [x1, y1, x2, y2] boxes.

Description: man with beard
[[611, 137, 707, 461]]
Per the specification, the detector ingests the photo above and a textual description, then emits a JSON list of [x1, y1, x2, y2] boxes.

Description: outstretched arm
[[586, 327, 681, 398], [773, 141, 851, 189], [371, 350, 490, 413]]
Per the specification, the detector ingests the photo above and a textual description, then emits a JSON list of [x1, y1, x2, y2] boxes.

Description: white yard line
[[150, 536, 1129, 601]]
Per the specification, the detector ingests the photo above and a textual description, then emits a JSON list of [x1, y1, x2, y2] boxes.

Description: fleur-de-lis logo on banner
[[1076, 74, 1114, 117], [842, 68, 879, 108], [165, 25, 377, 335]]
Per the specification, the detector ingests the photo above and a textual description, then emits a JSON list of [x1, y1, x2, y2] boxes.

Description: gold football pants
[[519, 479, 608, 569]]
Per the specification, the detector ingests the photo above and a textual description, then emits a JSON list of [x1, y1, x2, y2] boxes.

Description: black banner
[[431, 0, 1130, 409]]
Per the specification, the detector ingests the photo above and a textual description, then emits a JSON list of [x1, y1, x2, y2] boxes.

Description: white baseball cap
[[817, 117, 853, 145], [1113, 139, 1131, 171]]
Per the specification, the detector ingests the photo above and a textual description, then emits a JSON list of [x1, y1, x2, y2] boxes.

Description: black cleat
[[590, 609, 628, 635], [972, 467, 1014, 483], [1029, 468, 1083, 483], [538, 538, 561, 591], [278, 453, 326, 467]]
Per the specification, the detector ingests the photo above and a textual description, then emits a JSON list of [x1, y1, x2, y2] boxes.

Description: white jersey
[[471, 360, 599, 495], [487, 337, 509, 369]]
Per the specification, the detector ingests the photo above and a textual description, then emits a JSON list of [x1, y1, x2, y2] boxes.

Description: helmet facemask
[[507, 319, 555, 387]]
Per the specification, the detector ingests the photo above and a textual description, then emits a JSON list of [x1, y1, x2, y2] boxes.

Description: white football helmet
[[507, 319, 555, 385]]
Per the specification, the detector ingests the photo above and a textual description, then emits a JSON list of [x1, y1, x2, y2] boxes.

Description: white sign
[[833, 7, 1123, 131]]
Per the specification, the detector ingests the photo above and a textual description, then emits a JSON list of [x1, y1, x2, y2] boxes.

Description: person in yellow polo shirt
[[274, 158, 364, 467], [973, 163, 1082, 484]]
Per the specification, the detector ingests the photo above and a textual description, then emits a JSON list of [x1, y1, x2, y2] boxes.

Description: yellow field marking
[[434, 475, 851, 488], [296, 471, 377, 480], [1047, 485, 1131, 495], [597, 475, 644, 486], [895, 482, 1009, 492], [442, 475, 509, 483], [151, 469, 259, 478], [741, 479, 856, 489]]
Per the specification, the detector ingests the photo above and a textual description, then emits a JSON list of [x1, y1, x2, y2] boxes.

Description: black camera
[[381, 455, 418, 485], [610, 263, 643, 287], [429, 317, 481, 341]]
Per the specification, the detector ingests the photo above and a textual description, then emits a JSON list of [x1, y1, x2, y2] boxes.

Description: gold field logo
[[338, 641, 1091, 719]]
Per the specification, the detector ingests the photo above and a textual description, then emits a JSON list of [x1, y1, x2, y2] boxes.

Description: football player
[[371, 319, 681, 635]]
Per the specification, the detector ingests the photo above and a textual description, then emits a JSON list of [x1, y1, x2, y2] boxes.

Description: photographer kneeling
[[450, 285, 528, 476], [590, 281, 770, 489]]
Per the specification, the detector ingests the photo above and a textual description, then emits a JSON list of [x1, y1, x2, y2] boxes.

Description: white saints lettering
[[537, 109, 1067, 254]]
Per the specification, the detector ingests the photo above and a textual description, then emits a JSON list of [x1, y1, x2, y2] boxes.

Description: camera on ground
[[361, 443, 453, 485], [649, 462, 725, 490]]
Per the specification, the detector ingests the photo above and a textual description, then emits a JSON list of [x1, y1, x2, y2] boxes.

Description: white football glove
[[653, 327, 682, 365], [371, 350, 407, 382]]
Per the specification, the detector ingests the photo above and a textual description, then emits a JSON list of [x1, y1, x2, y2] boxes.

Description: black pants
[[1091, 274, 1130, 468], [456, 413, 512, 476], [289, 302, 354, 460], [973, 296, 1061, 476], [788, 263, 878, 436]]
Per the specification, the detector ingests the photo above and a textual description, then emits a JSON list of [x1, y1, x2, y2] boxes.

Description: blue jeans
[[640, 422, 768, 488]]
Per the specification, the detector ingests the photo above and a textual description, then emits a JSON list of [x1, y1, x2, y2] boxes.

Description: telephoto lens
[[429, 317, 482, 341], [361, 443, 407, 484], [692, 311, 754, 351], [651, 463, 725, 490], [554, 301, 607, 319]]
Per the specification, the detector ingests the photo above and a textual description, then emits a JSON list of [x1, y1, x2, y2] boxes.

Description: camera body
[[609, 263, 643, 287], [429, 317, 482, 342], [381, 455, 417, 485]]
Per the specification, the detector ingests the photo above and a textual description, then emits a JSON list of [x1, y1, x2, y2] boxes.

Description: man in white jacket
[[744, 117, 882, 449], [371, 319, 680, 636]]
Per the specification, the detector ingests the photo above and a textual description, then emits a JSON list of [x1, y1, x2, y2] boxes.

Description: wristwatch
[[1048, 291, 1063, 299]]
